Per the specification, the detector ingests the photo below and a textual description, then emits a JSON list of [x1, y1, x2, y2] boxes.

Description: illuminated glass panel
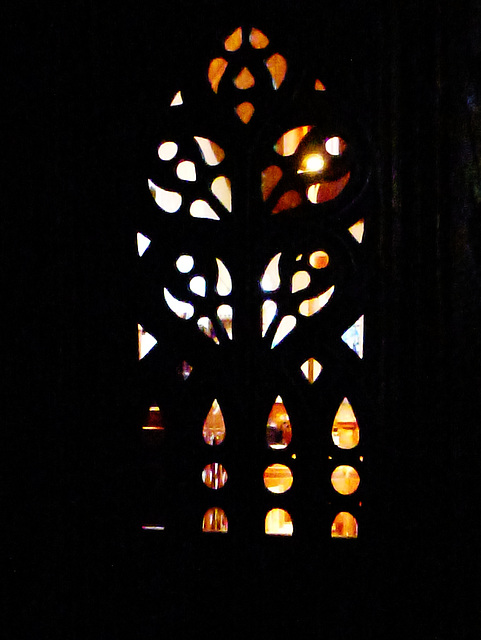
[[208, 58, 228, 93], [300, 357, 322, 383], [202, 463, 228, 489], [203, 399, 226, 445], [202, 507, 228, 532], [331, 465, 360, 495], [265, 509, 293, 536], [138, 324, 157, 359], [234, 67, 255, 89], [235, 102, 255, 123], [332, 398, 360, 449], [249, 28, 269, 49], [331, 512, 358, 539], [274, 126, 312, 156], [263, 464, 293, 493], [265, 53, 287, 89], [266, 396, 292, 449], [224, 27, 242, 51]]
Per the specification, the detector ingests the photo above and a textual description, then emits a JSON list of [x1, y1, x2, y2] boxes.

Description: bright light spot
[[176, 254, 194, 273], [189, 275, 206, 297], [298, 154, 325, 173], [137, 232, 151, 257], [271, 315, 296, 348], [176, 160, 196, 181], [325, 137, 342, 156], [307, 183, 320, 203], [163, 288, 195, 319], [170, 91, 183, 106], [158, 142, 178, 160], [216, 258, 232, 295], [142, 525, 165, 531]]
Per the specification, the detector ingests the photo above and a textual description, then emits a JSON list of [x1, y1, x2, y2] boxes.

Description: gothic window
[[138, 26, 370, 540]]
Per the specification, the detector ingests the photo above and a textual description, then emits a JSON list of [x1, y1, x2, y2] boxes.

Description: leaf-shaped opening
[[266, 396, 292, 449], [203, 399, 226, 445]]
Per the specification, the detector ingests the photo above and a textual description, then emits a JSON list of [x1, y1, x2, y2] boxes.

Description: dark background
[[4, 1, 481, 637]]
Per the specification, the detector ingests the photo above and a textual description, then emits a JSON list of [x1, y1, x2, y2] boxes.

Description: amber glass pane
[[331, 512, 358, 539], [203, 399, 226, 445], [265, 509, 293, 536], [194, 136, 225, 166], [235, 102, 255, 123], [272, 190, 302, 213], [234, 67, 255, 89], [261, 165, 283, 201], [265, 53, 287, 89], [332, 398, 360, 449], [274, 126, 312, 156], [250, 27, 269, 49], [266, 396, 292, 449], [309, 250, 329, 269], [202, 463, 228, 489], [315, 79, 326, 91], [306, 173, 350, 204], [202, 507, 228, 532], [208, 58, 228, 93], [331, 465, 360, 495], [224, 27, 242, 51], [263, 464, 293, 493]]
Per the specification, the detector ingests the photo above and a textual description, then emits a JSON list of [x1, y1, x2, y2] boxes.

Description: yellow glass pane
[[235, 102, 255, 123], [261, 165, 283, 201], [300, 357, 322, 383], [299, 285, 335, 316], [202, 399, 226, 445], [234, 67, 255, 89], [250, 28, 269, 49], [263, 464, 293, 493], [332, 398, 360, 449], [266, 396, 292, 449], [272, 190, 302, 213], [265, 508, 293, 536], [274, 126, 312, 156], [208, 58, 228, 93], [202, 463, 228, 489], [202, 507, 228, 532], [265, 53, 287, 89], [309, 250, 329, 269], [331, 465, 360, 495], [224, 27, 242, 51], [331, 512, 358, 539], [211, 176, 232, 211]]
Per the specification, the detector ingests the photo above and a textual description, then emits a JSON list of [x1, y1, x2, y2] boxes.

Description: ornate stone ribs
[[138, 26, 370, 540]]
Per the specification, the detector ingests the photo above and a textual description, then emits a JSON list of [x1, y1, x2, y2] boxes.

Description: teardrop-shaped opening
[[148, 180, 182, 212], [211, 176, 232, 211], [224, 27, 242, 51], [137, 232, 151, 257], [164, 288, 195, 319], [260, 252, 281, 292], [208, 58, 228, 93], [265, 508, 293, 536], [194, 137, 225, 166], [300, 357, 322, 383], [332, 398, 360, 449], [274, 126, 312, 156], [299, 286, 335, 316], [348, 219, 364, 243], [197, 317, 219, 344], [190, 200, 220, 221], [215, 258, 232, 295], [331, 465, 360, 495], [262, 299, 277, 337], [291, 270, 310, 293], [217, 304, 233, 339], [342, 316, 364, 358], [176, 160, 196, 181], [202, 507, 228, 532], [267, 396, 292, 449], [189, 275, 206, 297], [265, 53, 287, 89], [235, 102, 255, 123], [203, 399, 226, 445], [271, 315, 296, 348], [331, 512, 358, 539], [272, 190, 302, 214], [158, 141, 178, 160], [234, 67, 255, 89], [250, 27, 269, 49], [138, 324, 157, 359], [202, 463, 228, 489], [261, 165, 283, 201], [263, 464, 293, 493]]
